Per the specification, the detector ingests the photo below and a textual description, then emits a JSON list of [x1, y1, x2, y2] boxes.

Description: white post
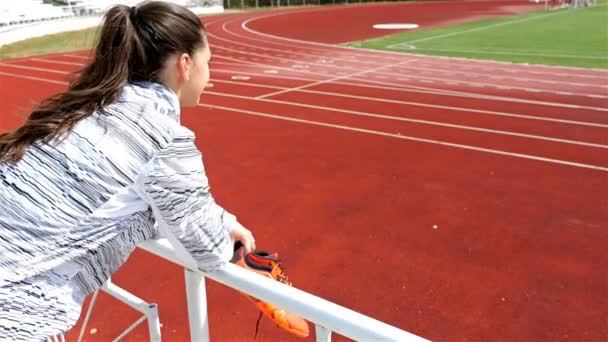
[[185, 269, 210, 342], [147, 303, 162, 342], [315, 325, 332, 342]]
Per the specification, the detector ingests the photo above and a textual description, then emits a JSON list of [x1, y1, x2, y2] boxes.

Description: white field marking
[[392, 47, 608, 60], [212, 56, 258, 67], [215, 48, 608, 93], [5, 63, 603, 151], [210, 78, 608, 128], [385, 64, 606, 88], [212, 49, 608, 97], [7, 60, 605, 171], [0, 62, 71, 75], [387, 9, 576, 47], [205, 90, 608, 148], [213, 18, 391, 67], [31, 57, 84, 66], [7, 57, 605, 114], [1, 59, 32, 64], [212, 16, 461, 81], [256, 61, 414, 99], [239, 11, 608, 77], [214, 55, 608, 103], [0, 71, 68, 85], [373, 23, 419, 29], [197, 102, 608, 173], [62, 53, 89, 60], [210, 28, 608, 89], [395, 53, 608, 78], [231, 75, 251, 80], [212, 66, 608, 114]]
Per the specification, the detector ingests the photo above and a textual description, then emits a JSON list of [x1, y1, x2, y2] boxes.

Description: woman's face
[[179, 40, 211, 107]]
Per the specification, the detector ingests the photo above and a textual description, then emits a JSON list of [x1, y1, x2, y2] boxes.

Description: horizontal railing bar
[[138, 239, 429, 342]]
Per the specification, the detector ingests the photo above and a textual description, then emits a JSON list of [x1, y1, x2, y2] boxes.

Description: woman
[[0, 2, 255, 339]]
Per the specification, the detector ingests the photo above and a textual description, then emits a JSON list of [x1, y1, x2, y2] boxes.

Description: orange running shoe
[[231, 243, 310, 338]]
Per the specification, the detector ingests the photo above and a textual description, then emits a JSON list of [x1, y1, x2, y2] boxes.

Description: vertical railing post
[[147, 304, 162, 342], [185, 269, 210, 342], [315, 325, 333, 342]]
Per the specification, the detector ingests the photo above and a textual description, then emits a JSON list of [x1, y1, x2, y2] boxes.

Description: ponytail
[[0, 1, 205, 162]]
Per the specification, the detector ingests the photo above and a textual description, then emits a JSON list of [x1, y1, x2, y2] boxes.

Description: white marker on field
[[373, 23, 419, 30], [231, 75, 251, 80]]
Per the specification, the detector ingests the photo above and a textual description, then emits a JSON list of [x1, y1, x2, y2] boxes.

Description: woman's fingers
[[230, 223, 256, 254], [243, 233, 255, 254]]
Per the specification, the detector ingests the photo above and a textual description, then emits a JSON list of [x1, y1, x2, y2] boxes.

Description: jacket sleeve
[[135, 125, 236, 272]]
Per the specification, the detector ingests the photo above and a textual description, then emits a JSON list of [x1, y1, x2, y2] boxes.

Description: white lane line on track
[[210, 56, 608, 109], [197, 102, 608, 173], [209, 77, 608, 128], [256, 60, 415, 99], [0, 62, 608, 118], [0, 62, 69, 74], [30, 58, 83, 66], [44, 54, 607, 108], [62, 54, 89, 60], [206, 90, 608, 149], [0, 68, 605, 172], [0, 71, 68, 85], [210, 46, 608, 98]]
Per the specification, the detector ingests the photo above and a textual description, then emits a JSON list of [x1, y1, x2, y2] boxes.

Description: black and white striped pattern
[[0, 82, 235, 340]]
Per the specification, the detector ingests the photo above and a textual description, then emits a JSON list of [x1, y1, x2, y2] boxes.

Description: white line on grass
[[390, 47, 608, 60], [387, 9, 577, 48]]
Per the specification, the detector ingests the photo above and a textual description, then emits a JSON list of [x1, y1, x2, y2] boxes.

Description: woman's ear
[[177, 53, 193, 81]]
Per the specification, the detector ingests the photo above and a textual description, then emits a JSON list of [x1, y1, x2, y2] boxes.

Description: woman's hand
[[229, 222, 256, 254]]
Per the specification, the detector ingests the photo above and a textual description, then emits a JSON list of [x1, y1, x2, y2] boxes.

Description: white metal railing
[[82, 238, 430, 341]]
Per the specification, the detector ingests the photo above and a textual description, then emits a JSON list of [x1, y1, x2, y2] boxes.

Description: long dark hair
[[0, 1, 206, 162]]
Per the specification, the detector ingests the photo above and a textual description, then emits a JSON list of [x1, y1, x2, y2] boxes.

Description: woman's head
[[0, 1, 209, 162], [88, 1, 211, 105]]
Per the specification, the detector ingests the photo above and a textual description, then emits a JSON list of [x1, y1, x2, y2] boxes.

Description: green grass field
[[0, 27, 98, 60], [345, 2, 608, 69]]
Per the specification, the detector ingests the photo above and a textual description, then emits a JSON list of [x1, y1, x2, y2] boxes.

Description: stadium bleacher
[[0, 1, 204, 28], [0, 1, 71, 27]]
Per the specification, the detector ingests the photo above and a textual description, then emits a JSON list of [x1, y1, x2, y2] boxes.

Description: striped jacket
[[0, 82, 236, 340]]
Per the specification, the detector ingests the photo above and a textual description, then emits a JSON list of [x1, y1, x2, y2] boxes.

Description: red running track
[[0, 1, 607, 341]]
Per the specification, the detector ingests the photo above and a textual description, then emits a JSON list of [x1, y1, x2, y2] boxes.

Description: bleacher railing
[[82, 238, 430, 341]]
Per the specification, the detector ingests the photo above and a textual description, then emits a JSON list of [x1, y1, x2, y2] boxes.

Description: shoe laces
[[277, 271, 291, 286], [272, 259, 292, 286]]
